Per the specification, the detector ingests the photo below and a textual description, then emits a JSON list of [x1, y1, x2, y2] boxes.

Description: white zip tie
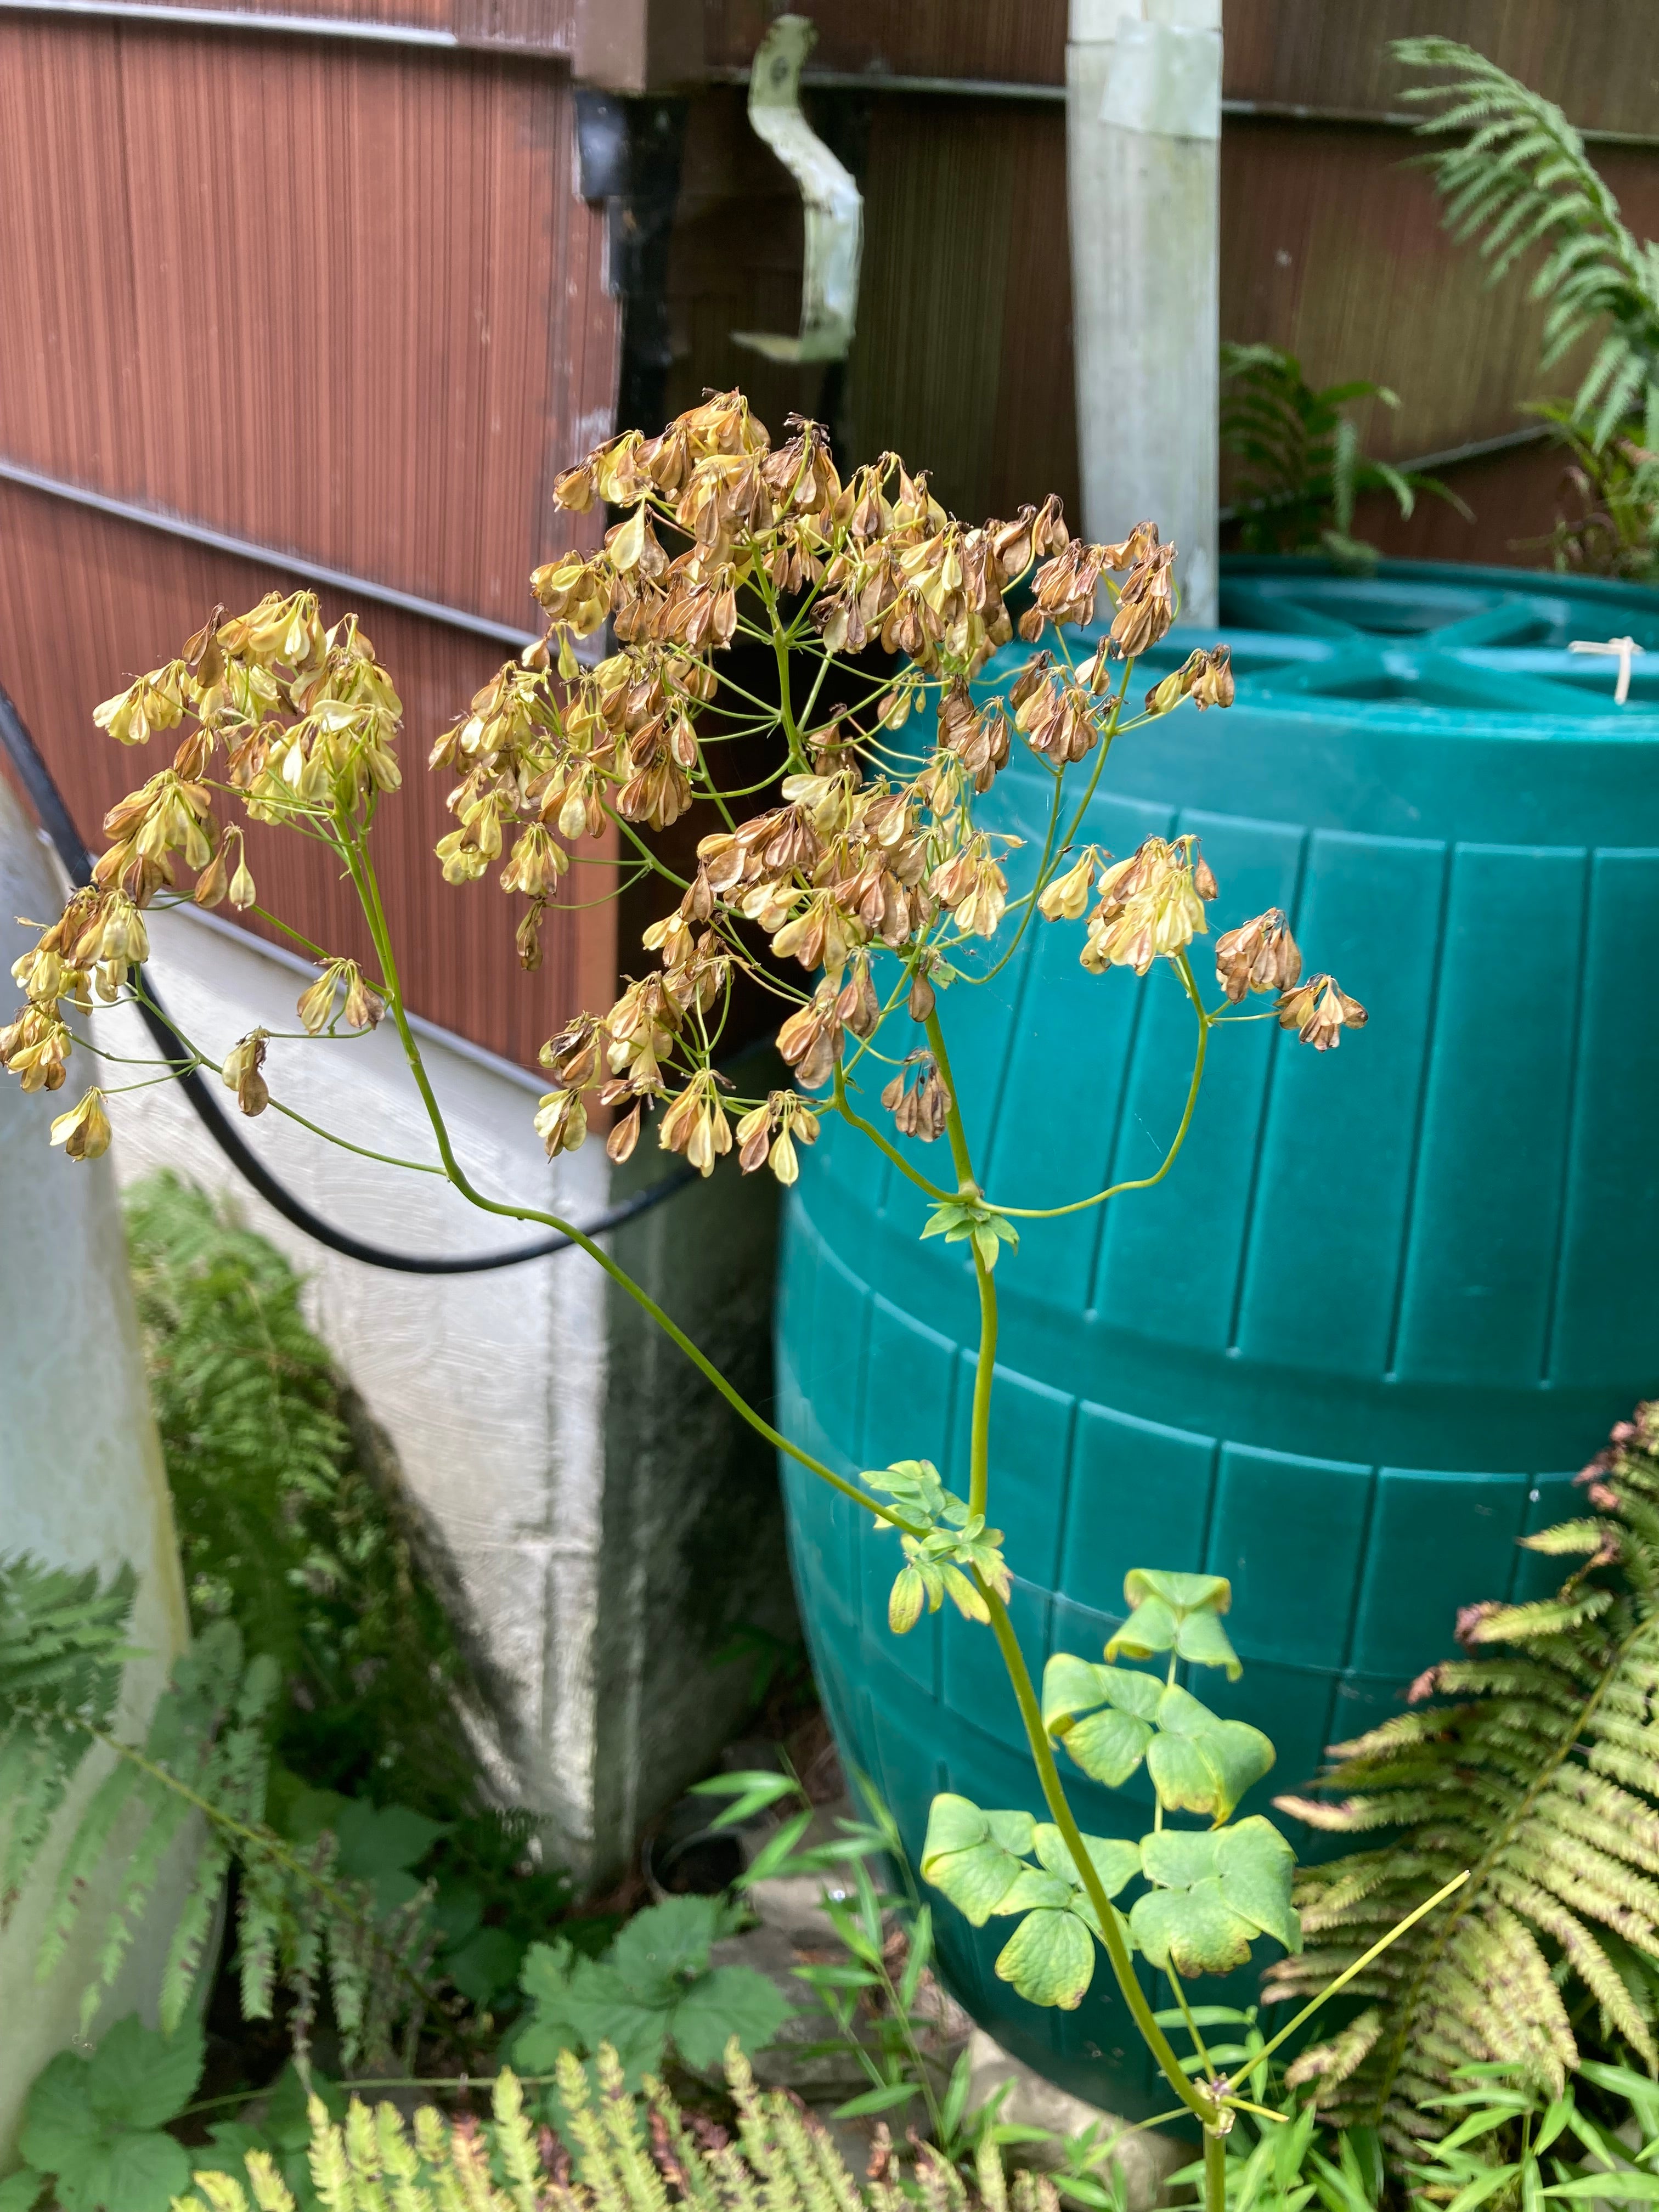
[[1568, 634, 1644, 705]]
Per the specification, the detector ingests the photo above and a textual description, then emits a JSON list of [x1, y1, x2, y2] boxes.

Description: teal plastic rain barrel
[[775, 560, 1659, 2111]]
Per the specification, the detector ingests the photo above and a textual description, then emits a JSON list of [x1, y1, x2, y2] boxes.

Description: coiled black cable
[[0, 680, 692, 1271]]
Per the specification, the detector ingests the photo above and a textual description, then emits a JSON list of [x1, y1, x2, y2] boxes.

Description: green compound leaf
[[863, 1463, 1012, 1632], [995, 1908, 1096, 2009], [1107, 1568, 1242, 1680], [669, 1963, 793, 2072], [1145, 1684, 1275, 1824], [1130, 1816, 1301, 1977], [1043, 1654, 1161, 1786], [921, 1796, 1035, 1925], [922, 1797, 1138, 2011]]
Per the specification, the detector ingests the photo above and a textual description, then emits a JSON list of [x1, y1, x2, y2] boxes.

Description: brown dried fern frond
[[1266, 1402, 1659, 2159]]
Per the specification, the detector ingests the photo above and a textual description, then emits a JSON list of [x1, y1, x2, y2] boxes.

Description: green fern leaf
[[1270, 1402, 1659, 2153]]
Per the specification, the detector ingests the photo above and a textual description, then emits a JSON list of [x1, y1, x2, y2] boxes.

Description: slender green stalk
[[1230, 1868, 1470, 2092], [922, 1007, 998, 1521], [922, 997, 1218, 2149], [340, 826, 919, 1541], [998, 958, 1209, 1218], [982, 1590, 1215, 2131], [265, 1097, 448, 1176], [1205, 2123, 1229, 2207], [832, 1064, 952, 1203]]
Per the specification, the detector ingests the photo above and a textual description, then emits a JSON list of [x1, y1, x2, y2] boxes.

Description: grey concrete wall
[[82, 899, 791, 1883]]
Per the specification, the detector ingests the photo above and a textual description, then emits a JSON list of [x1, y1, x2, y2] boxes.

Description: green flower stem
[[341, 827, 922, 1542], [1229, 1866, 1471, 2094], [997, 952, 1210, 1220], [1205, 2121, 1229, 2202], [266, 1097, 449, 1177], [831, 1064, 952, 1204], [981, 1587, 1217, 2136], [924, 991, 1216, 2151], [755, 568, 805, 768], [922, 1007, 997, 1523]]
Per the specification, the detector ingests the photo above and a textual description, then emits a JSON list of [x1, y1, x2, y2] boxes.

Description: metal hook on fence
[[731, 14, 863, 364]]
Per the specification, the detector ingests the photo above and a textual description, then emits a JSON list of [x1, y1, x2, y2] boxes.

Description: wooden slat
[[1224, 0, 1659, 136], [702, 0, 1065, 87], [0, 16, 614, 628], [1220, 123, 1659, 467]]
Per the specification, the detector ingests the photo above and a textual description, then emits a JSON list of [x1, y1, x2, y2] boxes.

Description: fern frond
[[1278, 1401, 1659, 2153], [1, 1553, 443, 2066], [1395, 38, 1659, 446]]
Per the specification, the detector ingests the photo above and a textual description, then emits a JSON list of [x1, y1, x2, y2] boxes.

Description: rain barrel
[[775, 559, 1659, 2112]]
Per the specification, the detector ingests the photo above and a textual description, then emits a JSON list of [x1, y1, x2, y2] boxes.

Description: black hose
[[0, 680, 692, 1272]]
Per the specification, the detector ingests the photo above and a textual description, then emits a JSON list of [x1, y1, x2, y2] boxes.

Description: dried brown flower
[[1276, 973, 1368, 1049], [1215, 909, 1301, 1003]]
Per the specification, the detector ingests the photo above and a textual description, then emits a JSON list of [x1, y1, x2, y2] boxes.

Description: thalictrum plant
[[5, 390, 1443, 2212]]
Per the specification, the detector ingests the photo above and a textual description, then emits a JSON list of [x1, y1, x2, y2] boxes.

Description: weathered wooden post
[[1068, 0, 1221, 622]]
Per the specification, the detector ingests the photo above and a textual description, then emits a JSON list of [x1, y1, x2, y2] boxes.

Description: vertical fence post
[[1068, 0, 1221, 623]]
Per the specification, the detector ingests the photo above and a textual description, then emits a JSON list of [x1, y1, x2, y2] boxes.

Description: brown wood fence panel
[[1224, 1, 1659, 135], [703, 0, 1065, 86], [64, 0, 576, 54], [0, 477, 614, 1066], [1221, 124, 1659, 467], [0, 16, 612, 627]]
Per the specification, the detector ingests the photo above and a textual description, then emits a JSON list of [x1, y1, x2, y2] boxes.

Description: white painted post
[[1068, 0, 1222, 623], [0, 783, 193, 2158]]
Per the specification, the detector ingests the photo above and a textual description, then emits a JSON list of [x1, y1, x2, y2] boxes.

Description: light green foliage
[[1406, 2059, 1659, 2211], [5, 2015, 203, 2212], [0, 1556, 135, 1932], [1132, 1824, 1299, 1978], [922, 1799, 1139, 2010], [170, 2043, 1063, 2212], [1269, 1404, 1659, 2155], [1396, 37, 1659, 450], [0, 1554, 441, 2067], [1220, 343, 1461, 565], [1043, 1572, 1266, 1819], [921, 1196, 1019, 1273], [697, 1769, 1005, 2148], [861, 1461, 1012, 1633], [1155, 2005, 1385, 2212], [127, 1170, 568, 2014], [1522, 397, 1659, 584], [1043, 1669, 1271, 1824], [183, 2066, 343, 2212], [125, 1172, 480, 1818], [923, 1571, 1296, 2011], [1108, 1573, 1242, 1680], [511, 1894, 791, 2087]]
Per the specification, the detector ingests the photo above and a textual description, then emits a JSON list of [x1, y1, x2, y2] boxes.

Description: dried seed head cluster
[[7, 390, 1364, 1179]]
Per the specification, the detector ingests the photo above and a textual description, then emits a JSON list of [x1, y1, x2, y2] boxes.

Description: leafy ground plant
[[0, 2017, 205, 2212], [1, 2013, 346, 2212], [1220, 343, 1463, 566], [0, 1556, 447, 2070], [510, 1893, 791, 2090], [177, 2041, 1072, 2212], [3, 386, 1423, 2212]]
